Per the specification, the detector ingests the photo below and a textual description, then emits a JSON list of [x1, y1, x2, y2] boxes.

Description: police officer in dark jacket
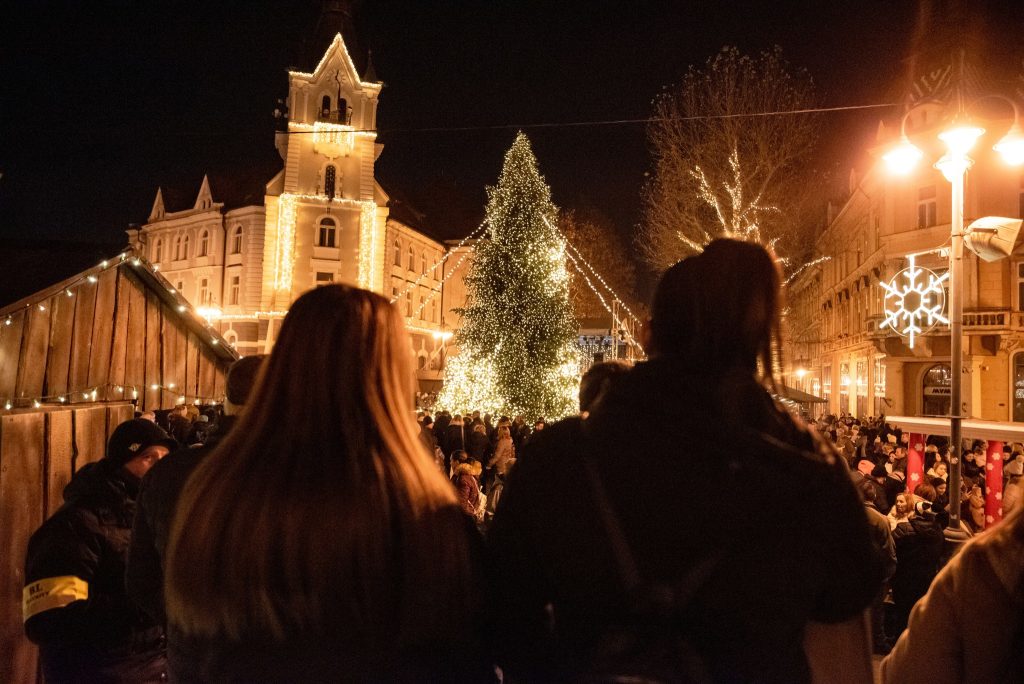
[[23, 419, 176, 683]]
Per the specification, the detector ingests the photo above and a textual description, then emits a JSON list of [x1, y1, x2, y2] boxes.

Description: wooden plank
[[86, 267, 118, 396], [15, 299, 53, 402], [72, 406, 108, 470], [161, 313, 178, 410], [172, 316, 187, 408], [0, 310, 26, 402], [124, 276, 147, 401], [186, 332, 200, 401], [198, 349, 217, 403], [144, 291, 163, 412], [68, 277, 98, 401], [44, 288, 76, 399], [0, 412, 45, 684], [45, 410, 74, 517], [106, 403, 134, 438], [107, 270, 130, 391]]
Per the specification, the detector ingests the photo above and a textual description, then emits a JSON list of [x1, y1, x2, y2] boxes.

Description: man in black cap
[[23, 418, 176, 682]]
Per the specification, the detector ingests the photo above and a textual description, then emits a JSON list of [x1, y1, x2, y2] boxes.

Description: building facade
[[785, 96, 1024, 421], [128, 34, 453, 387]]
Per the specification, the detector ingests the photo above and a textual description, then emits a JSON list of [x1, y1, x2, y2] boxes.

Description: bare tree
[[640, 46, 821, 272], [559, 209, 639, 321]]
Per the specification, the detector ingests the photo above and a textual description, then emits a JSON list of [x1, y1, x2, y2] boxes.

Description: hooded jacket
[[487, 358, 883, 683], [23, 458, 165, 683]]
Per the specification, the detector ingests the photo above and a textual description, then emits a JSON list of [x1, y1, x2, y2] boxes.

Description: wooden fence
[[0, 402, 134, 683]]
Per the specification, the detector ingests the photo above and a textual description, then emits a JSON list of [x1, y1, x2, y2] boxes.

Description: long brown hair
[[165, 285, 474, 645], [650, 238, 782, 387]]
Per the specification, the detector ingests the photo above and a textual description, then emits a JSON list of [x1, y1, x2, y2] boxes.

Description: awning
[[885, 415, 1024, 442], [777, 384, 827, 404]]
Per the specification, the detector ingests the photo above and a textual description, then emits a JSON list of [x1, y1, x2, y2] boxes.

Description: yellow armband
[[23, 576, 88, 621]]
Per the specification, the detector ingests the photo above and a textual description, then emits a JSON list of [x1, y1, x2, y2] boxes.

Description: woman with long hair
[[165, 285, 489, 681]]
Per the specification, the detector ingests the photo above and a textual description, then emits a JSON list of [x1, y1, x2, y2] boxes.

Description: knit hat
[[106, 419, 176, 465]]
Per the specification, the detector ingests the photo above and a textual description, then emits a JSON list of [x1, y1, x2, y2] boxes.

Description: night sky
[[2, 0, 1022, 253]]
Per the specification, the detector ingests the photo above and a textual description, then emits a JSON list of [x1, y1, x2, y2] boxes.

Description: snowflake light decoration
[[880, 255, 949, 348]]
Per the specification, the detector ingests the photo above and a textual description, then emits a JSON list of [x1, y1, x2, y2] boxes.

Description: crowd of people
[[19, 238, 1024, 682]]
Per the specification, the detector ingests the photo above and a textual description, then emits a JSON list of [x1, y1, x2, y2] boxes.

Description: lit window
[[324, 165, 336, 199], [394, 240, 402, 267], [316, 272, 334, 287], [229, 275, 240, 306], [231, 226, 243, 254], [198, 277, 209, 305], [917, 186, 937, 229], [198, 230, 209, 257], [317, 218, 337, 248], [154, 239, 163, 263]]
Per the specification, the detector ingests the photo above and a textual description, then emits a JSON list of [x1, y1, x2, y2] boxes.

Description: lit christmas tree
[[438, 133, 580, 419]]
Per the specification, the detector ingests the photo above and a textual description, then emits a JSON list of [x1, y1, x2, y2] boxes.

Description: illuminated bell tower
[[262, 32, 387, 309]]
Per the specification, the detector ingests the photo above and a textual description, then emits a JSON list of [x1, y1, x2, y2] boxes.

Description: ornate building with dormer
[[129, 33, 458, 387]]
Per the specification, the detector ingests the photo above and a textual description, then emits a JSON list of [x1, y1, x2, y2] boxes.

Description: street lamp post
[[884, 92, 1024, 542]]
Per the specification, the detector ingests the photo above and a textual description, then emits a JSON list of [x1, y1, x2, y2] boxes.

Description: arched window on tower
[[394, 240, 402, 267], [317, 218, 337, 248], [321, 95, 331, 120], [408, 246, 415, 271], [338, 98, 349, 124], [182, 233, 190, 260], [174, 235, 183, 261], [154, 239, 163, 263], [324, 165, 336, 199], [231, 226, 243, 254], [198, 230, 209, 257]]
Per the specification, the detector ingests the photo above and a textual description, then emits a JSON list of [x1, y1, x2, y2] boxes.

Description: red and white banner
[[906, 433, 926, 492]]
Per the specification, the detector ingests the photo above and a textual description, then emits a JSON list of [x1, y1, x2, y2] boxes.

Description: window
[[321, 95, 331, 119], [408, 246, 415, 271], [405, 289, 413, 317], [324, 165, 336, 199], [317, 217, 337, 248], [198, 230, 209, 257], [873, 356, 886, 417], [198, 277, 209, 305], [922, 364, 952, 416], [154, 239, 163, 263], [394, 240, 402, 267], [229, 275, 240, 306], [839, 362, 851, 415], [822, 365, 832, 404], [182, 234, 190, 260], [315, 272, 334, 287], [421, 252, 427, 275], [1017, 263, 1024, 312], [917, 186, 937, 229], [338, 98, 349, 124], [1014, 353, 1024, 422], [418, 295, 425, 320], [175, 280, 183, 293], [431, 297, 437, 324], [174, 235, 183, 260], [231, 226, 243, 254], [855, 360, 867, 418]]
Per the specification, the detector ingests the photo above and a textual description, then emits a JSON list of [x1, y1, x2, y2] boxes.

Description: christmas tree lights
[[437, 133, 581, 419]]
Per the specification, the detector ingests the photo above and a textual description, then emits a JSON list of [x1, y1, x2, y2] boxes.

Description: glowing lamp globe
[[935, 153, 972, 183], [883, 137, 923, 175], [994, 124, 1024, 166], [938, 124, 985, 156]]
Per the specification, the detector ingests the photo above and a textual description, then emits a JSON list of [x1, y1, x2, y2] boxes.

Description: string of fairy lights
[[1, 252, 231, 411]]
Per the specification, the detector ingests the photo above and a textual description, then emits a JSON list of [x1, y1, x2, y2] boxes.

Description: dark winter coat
[[890, 513, 945, 632], [126, 415, 237, 626], [23, 458, 166, 683], [466, 429, 490, 462], [487, 358, 883, 683], [445, 422, 466, 456]]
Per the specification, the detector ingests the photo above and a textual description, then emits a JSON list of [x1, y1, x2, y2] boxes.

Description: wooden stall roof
[[0, 251, 239, 412]]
